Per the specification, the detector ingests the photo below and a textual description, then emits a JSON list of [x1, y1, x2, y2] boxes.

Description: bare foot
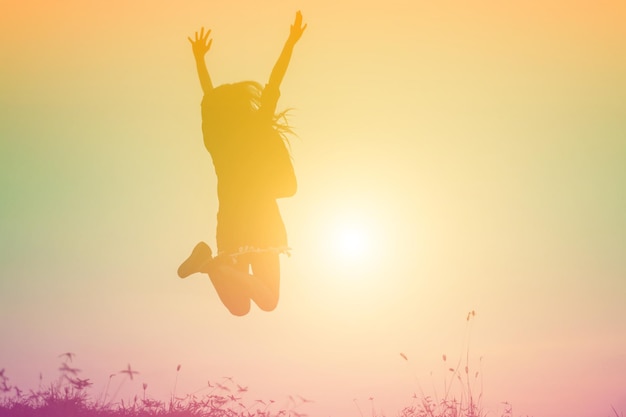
[[177, 242, 213, 278]]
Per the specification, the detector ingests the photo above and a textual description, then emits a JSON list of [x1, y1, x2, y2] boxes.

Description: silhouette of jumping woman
[[178, 11, 306, 316]]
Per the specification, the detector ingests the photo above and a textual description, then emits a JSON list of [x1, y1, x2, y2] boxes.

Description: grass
[[392, 310, 500, 417], [0, 360, 309, 417], [0, 311, 559, 417], [0, 311, 511, 417], [2, 361, 503, 417]]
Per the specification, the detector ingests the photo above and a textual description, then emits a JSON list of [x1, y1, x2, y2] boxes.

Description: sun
[[334, 225, 369, 260], [304, 198, 389, 278], [300, 200, 397, 304], [323, 212, 379, 271]]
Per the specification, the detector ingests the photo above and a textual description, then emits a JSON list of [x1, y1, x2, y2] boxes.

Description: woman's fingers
[[188, 27, 212, 51], [290, 11, 306, 39]]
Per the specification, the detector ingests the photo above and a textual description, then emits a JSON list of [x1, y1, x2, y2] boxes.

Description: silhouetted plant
[[0, 358, 310, 417]]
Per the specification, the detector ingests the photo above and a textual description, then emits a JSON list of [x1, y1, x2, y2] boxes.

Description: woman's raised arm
[[188, 27, 214, 94], [268, 12, 306, 89]]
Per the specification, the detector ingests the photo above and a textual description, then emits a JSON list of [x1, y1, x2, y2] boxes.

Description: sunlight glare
[[335, 225, 368, 259], [327, 215, 378, 270]]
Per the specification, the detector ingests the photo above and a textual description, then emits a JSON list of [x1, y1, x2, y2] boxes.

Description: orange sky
[[1, 1, 625, 416]]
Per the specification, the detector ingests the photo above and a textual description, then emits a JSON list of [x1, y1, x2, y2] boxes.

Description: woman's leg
[[217, 252, 280, 312], [206, 261, 252, 317], [249, 252, 281, 312], [208, 266, 250, 316], [179, 242, 252, 316], [195, 250, 280, 315]]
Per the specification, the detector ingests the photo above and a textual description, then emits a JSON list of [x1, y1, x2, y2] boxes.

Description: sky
[[1, 0, 625, 416]]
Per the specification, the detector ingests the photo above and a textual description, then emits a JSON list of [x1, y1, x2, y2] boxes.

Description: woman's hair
[[202, 81, 297, 197], [202, 81, 294, 145]]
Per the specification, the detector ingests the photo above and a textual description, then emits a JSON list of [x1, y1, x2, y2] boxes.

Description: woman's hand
[[188, 27, 214, 93], [288, 11, 307, 44], [188, 27, 213, 58]]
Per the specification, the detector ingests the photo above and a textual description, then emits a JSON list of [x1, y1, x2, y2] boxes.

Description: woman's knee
[[226, 301, 251, 316], [256, 293, 279, 312]]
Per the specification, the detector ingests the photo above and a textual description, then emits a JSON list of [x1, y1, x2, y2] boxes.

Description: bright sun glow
[[324, 212, 380, 272], [334, 225, 369, 259], [309, 200, 389, 282]]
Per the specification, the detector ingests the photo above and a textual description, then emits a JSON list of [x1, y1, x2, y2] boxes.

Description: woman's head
[[202, 81, 262, 129], [202, 81, 293, 146]]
